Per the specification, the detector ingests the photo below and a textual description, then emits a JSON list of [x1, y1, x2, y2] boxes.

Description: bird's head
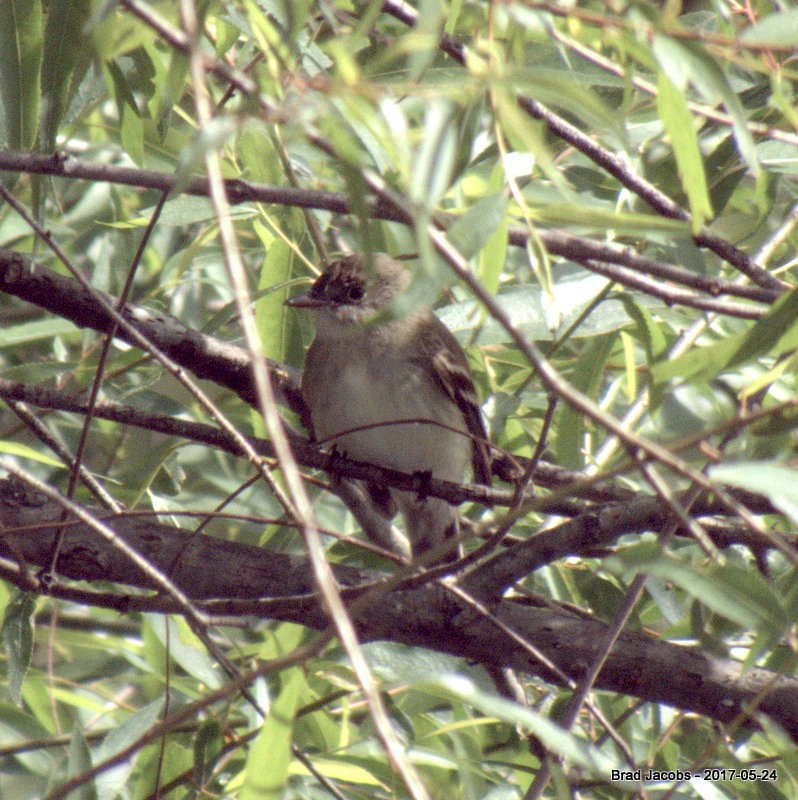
[[285, 253, 411, 327]]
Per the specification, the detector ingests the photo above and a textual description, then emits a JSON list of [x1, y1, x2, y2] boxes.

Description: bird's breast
[[304, 345, 469, 482]]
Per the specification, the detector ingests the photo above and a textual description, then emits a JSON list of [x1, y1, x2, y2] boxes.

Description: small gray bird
[[286, 253, 491, 565]]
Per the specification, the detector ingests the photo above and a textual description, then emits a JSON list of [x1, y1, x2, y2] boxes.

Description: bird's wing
[[422, 318, 492, 485]]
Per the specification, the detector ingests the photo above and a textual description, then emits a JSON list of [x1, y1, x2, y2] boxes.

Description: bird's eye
[[347, 284, 364, 302]]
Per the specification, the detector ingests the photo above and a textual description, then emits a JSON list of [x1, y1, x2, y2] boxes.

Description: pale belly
[[308, 359, 470, 483]]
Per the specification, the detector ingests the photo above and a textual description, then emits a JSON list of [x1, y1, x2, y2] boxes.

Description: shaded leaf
[[1, 594, 35, 706], [40, 0, 93, 151], [0, 0, 42, 149], [241, 668, 306, 800], [448, 192, 508, 261]]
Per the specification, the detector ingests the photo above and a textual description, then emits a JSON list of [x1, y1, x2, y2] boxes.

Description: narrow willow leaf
[[1, 594, 35, 706], [448, 193, 508, 261], [557, 333, 617, 469], [617, 294, 668, 364], [656, 72, 712, 232], [94, 700, 165, 798], [0, 1, 42, 149], [529, 202, 689, 234], [653, 35, 759, 176], [255, 228, 300, 364], [67, 726, 95, 800], [194, 719, 223, 788], [40, 0, 92, 151], [241, 668, 306, 800], [410, 99, 457, 209], [430, 674, 617, 779], [609, 542, 788, 633], [653, 286, 798, 384], [0, 443, 64, 468]]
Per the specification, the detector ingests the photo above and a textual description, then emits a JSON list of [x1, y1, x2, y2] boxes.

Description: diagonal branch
[[380, 0, 789, 292], [0, 151, 783, 309]]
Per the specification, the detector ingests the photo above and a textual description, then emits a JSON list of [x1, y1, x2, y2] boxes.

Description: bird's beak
[[284, 293, 324, 309]]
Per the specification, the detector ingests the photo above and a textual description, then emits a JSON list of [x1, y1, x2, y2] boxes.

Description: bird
[[285, 252, 491, 565]]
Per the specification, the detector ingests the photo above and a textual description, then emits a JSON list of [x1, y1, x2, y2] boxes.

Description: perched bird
[[286, 253, 491, 565]]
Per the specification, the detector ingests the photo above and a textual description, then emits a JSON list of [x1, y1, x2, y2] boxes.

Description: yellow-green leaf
[[656, 72, 712, 232]]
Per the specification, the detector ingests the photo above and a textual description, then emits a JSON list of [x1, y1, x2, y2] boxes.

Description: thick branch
[[0, 478, 796, 739], [0, 247, 305, 419]]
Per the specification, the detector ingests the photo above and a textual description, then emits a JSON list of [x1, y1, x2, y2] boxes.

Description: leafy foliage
[[0, 1, 798, 799]]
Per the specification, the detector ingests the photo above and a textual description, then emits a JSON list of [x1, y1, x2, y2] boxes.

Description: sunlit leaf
[[653, 287, 798, 384], [656, 72, 712, 231], [740, 9, 798, 46], [652, 35, 759, 176], [0, 442, 64, 468], [711, 462, 798, 529]]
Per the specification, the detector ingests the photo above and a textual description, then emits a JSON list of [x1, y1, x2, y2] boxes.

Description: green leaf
[[289, 756, 385, 785], [710, 461, 798, 529], [757, 140, 798, 175], [439, 268, 642, 345], [155, 48, 189, 141], [448, 193, 508, 261], [557, 333, 617, 469], [94, 699, 165, 798], [105, 60, 144, 165], [144, 616, 222, 689], [656, 72, 712, 231], [528, 202, 690, 234], [652, 35, 759, 177], [0, 0, 42, 149], [496, 91, 578, 201], [410, 99, 457, 208], [39, 0, 93, 151], [740, 10, 798, 47], [241, 668, 306, 800], [1, 594, 35, 706], [0, 317, 81, 346], [428, 674, 617, 779], [0, 442, 65, 468], [408, 0, 446, 82], [617, 294, 668, 364], [652, 286, 798, 384], [0, 702, 54, 775], [67, 726, 96, 800], [193, 719, 223, 788], [255, 223, 300, 365], [478, 165, 510, 295], [609, 542, 788, 633], [174, 116, 239, 191]]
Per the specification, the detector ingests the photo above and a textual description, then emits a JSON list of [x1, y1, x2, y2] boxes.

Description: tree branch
[[1, 478, 796, 739], [0, 153, 782, 309], [380, 0, 789, 292]]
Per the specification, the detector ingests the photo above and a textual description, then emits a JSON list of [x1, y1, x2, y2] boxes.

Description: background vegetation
[[1, 0, 798, 798]]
